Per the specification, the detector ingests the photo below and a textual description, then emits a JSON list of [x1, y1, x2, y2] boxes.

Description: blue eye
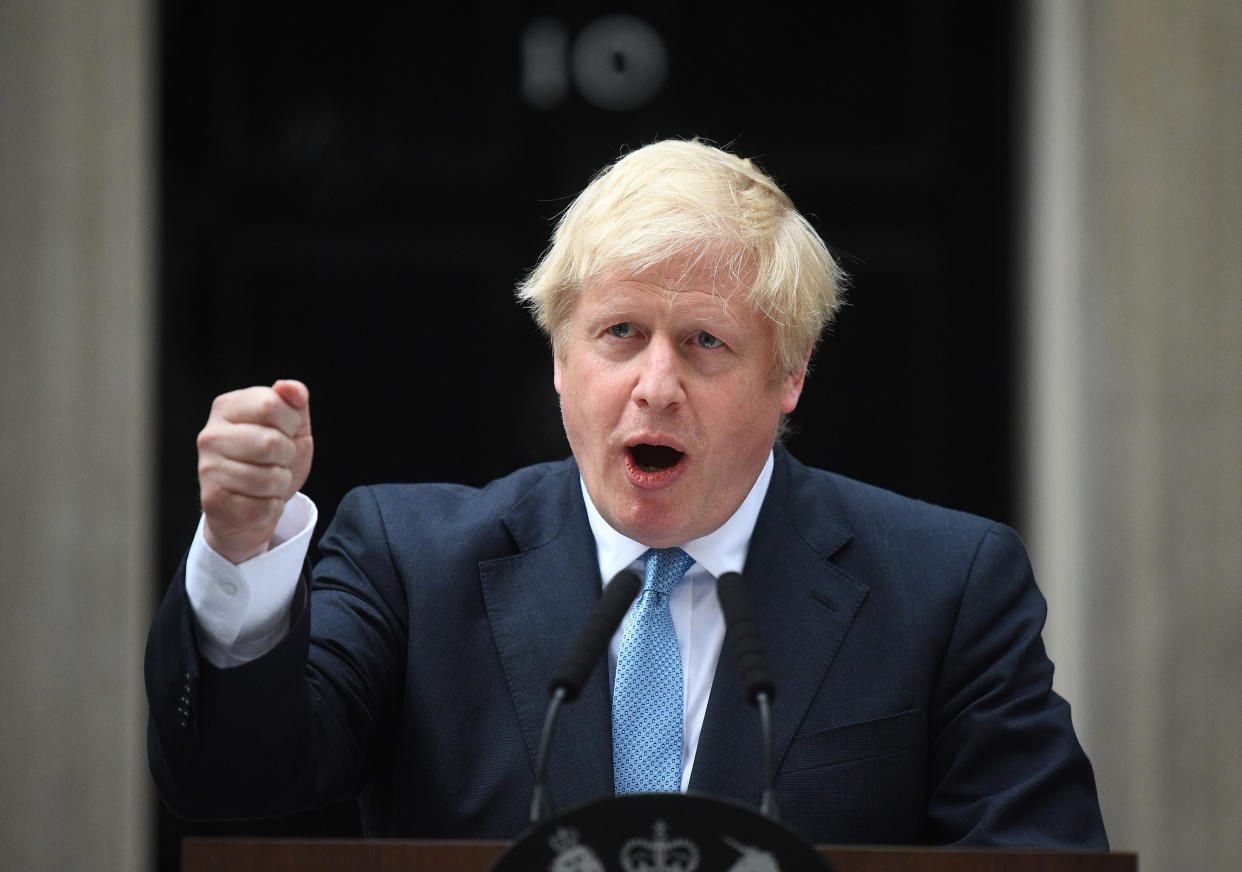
[[695, 331, 722, 349], [607, 323, 633, 338]]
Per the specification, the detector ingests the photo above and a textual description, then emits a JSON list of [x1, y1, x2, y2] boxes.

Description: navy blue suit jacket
[[146, 448, 1107, 847]]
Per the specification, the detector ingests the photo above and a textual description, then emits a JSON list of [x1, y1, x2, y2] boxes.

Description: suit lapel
[[689, 449, 869, 804], [478, 461, 615, 811]]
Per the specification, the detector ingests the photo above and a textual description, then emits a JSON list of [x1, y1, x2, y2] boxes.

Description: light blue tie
[[613, 547, 696, 795]]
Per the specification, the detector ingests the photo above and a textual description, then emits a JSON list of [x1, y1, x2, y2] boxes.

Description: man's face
[[554, 260, 806, 548]]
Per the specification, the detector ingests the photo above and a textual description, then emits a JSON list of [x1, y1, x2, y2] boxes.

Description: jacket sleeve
[[925, 522, 1108, 848], [145, 486, 408, 820]]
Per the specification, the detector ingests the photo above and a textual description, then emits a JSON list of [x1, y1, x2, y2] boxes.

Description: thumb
[[272, 379, 313, 493], [272, 378, 309, 410], [271, 379, 312, 434]]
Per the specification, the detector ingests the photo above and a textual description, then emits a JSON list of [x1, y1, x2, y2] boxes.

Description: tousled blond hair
[[516, 139, 846, 377]]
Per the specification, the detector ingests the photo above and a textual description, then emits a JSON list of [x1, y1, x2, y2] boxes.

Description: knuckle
[[210, 390, 241, 417], [243, 464, 285, 498], [197, 456, 218, 480], [264, 467, 290, 497], [236, 467, 264, 494], [255, 391, 281, 419], [259, 428, 285, 458], [199, 485, 224, 514]]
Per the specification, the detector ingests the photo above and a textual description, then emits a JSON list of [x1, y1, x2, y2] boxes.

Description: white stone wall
[[1025, 3, 1242, 870], [0, 1, 153, 869]]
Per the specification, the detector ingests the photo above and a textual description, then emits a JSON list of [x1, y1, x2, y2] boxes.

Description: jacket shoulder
[[325, 457, 578, 560], [776, 449, 1020, 566]]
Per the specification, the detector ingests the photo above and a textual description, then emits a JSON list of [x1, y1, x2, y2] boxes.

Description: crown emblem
[[547, 827, 606, 872], [619, 820, 700, 872]]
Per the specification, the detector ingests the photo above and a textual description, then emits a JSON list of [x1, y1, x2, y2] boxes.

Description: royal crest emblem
[[722, 836, 783, 871], [547, 827, 606, 872], [618, 820, 700, 872]]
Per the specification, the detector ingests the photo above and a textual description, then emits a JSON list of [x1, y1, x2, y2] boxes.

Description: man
[[146, 140, 1107, 847]]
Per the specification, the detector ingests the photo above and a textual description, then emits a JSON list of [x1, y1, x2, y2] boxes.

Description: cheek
[[715, 385, 784, 446], [557, 377, 596, 446]]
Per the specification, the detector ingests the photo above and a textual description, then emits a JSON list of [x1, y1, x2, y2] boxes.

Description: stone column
[[1025, 3, 1242, 870], [0, 1, 153, 869]]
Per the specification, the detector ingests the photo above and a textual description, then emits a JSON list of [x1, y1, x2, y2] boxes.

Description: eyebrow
[[586, 284, 736, 317], [578, 300, 632, 333]]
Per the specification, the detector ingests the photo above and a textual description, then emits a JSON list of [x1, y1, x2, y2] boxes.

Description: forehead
[[579, 255, 752, 317]]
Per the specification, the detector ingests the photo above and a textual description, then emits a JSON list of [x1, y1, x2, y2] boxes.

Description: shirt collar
[[580, 450, 775, 584]]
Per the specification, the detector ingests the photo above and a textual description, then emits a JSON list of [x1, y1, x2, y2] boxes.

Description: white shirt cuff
[[186, 492, 318, 668]]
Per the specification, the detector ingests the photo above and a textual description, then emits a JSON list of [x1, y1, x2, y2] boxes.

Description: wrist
[[203, 525, 270, 565]]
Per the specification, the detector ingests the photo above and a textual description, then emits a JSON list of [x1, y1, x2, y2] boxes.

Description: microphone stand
[[757, 691, 778, 820], [716, 571, 781, 822], [530, 686, 566, 825], [528, 569, 641, 826]]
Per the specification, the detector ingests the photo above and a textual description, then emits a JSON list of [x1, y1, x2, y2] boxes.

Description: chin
[[615, 502, 695, 548]]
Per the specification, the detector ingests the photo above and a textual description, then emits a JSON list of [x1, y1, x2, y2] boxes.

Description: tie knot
[[642, 547, 695, 596]]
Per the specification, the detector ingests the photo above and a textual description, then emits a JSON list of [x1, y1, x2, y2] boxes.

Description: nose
[[631, 336, 686, 410]]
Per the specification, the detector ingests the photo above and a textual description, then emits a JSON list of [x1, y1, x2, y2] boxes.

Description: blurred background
[[2, 2, 1239, 870]]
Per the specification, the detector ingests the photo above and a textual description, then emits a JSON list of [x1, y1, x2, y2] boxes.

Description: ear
[[779, 347, 813, 414], [553, 354, 563, 396]]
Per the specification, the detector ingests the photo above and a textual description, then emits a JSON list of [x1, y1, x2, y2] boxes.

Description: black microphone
[[716, 572, 775, 703], [716, 571, 780, 821], [530, 569, 642, 824], [548, 569, 641, 700]]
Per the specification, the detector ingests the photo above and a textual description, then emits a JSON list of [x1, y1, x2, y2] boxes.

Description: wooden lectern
[[183, 838, 1137, 872]]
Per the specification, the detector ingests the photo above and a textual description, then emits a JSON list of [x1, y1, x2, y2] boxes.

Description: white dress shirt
[[186, 493, 316, 668], [186, 452, 775, 789], [582, 451, 773, 789]]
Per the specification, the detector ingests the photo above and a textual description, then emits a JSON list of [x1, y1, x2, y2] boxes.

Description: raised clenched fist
[[196, 379, 314, 564]]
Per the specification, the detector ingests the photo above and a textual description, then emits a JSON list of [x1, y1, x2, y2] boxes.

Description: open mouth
[[629, 443, 685, 472]]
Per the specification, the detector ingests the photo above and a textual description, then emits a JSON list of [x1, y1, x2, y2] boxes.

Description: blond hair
[[516, 139, 846, 377]]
